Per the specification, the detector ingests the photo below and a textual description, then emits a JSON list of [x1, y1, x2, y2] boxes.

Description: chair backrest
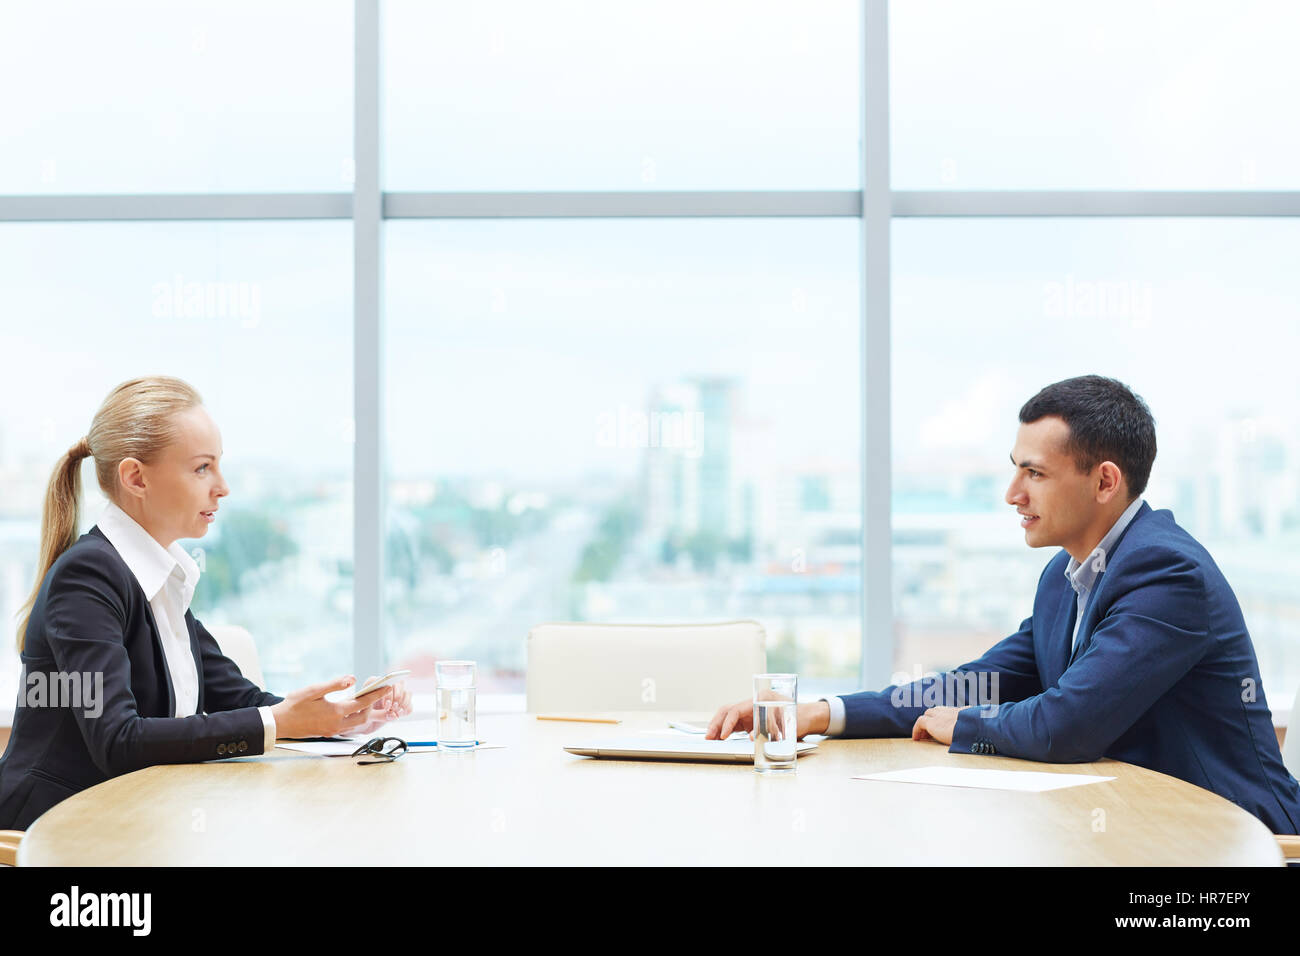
[[207, 625, 266, 689], [526, 620, 767, 713], [1282, 684, 1300, 783], [0, 830, 23, 867]]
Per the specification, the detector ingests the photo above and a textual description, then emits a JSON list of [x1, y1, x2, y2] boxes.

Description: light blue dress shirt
[[819, 496, 1147, 737], [1063, 495, 1145, 653]]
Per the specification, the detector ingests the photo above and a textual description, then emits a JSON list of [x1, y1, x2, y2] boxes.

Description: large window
[[2, 1, 1297, 719], [384, 219, 860, 694], [891, 0, 1300, 189], [0, 223, 353, 705], [0, 1, 353, 194], [383, 0, 861, 190], [893, 219, 1300, 705]]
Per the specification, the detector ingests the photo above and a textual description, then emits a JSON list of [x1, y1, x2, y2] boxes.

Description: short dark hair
[[1018, 375, 1157, 498]]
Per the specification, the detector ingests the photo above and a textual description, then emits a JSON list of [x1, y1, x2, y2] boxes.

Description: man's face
[[1005, 416, 1104, 550]]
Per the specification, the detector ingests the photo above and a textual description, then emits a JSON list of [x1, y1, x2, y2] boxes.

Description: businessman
[[709, 375, 1300, 835]]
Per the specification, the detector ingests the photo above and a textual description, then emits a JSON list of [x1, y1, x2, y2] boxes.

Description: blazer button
[[217, 743, 227, 755], [238, 741, 248, 752]]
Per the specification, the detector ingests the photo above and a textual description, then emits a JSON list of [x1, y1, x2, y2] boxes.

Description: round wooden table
[[18, 711, 1284, 865]]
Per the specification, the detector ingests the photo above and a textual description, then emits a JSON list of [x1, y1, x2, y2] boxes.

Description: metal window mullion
[[861, 0, 892, 692], [383, 190, 860, 218], [892, 190, 1300, 217], [353, 0, 383, 681], [0, 193, 350, 221], [11, 190, 1300, 223]]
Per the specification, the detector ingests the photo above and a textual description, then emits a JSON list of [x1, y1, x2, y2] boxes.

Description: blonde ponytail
[[15, 377, 202, 651]]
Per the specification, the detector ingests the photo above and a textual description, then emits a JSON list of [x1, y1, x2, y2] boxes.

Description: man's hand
[[911, 706, 961, 745], [705, 698, 831, 741]]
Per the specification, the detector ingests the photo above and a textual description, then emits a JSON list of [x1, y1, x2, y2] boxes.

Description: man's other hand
[[911, 706, 961, 745]]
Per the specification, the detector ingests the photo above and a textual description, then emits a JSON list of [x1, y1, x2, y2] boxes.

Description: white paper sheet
[[853, 765, 1114, 792]]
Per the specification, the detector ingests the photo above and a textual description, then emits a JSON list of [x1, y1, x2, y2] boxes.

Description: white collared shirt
[[96, 499, 276, 750]]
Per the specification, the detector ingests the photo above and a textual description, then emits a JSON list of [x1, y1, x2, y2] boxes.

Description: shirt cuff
[[818, 695, 846, 737], [258, 705, 277, 753]]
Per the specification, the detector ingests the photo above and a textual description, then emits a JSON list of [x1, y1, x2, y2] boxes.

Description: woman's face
[[125, 405, 229, 545]]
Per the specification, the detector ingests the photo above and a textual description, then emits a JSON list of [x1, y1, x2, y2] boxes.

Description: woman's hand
[[348, 677, 413, 738], [270, 676, 403, 739]]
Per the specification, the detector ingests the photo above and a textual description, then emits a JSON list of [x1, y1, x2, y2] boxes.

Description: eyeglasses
[[351, 736, 408, 764]]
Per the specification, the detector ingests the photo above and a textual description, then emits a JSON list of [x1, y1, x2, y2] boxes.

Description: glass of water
[[435, 660, 477, 752], [753, 673, 798, 774]]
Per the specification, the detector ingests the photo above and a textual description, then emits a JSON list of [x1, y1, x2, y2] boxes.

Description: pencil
[[535, 715, 622, 724]]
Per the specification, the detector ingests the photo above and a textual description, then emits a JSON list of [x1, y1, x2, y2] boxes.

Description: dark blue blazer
[[0, 525, 284, 830], [842, 502, 1300, 835]]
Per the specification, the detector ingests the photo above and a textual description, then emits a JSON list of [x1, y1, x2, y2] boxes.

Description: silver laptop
[[565, 734, 819, 763]]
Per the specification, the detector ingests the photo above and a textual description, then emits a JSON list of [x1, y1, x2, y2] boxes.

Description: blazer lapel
[[188, 616, 205, 715], [92, 526, 176, 718], [1067, 502, 1152, 664], [1069, 587, 1104, 665], [1051, 584, 1077, 683], [140, 600, 177, 719]]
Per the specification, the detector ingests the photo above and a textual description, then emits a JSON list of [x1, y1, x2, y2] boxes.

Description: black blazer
[[0, 525, 284, 829]]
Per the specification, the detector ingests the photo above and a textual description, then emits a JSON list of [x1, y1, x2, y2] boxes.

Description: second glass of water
[[753, 673, 798, 774], [436, 660, 477, 752]]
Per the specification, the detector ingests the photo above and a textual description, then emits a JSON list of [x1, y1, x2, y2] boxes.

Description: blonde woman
[[0, 376, 411, 830]]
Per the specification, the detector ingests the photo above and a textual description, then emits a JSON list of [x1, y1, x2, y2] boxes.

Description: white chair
[[1279, 685, 1300, 864], [207, 624, 267, 689], [1282, 686, 1300, 783], [526, 620, 767, 713]]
